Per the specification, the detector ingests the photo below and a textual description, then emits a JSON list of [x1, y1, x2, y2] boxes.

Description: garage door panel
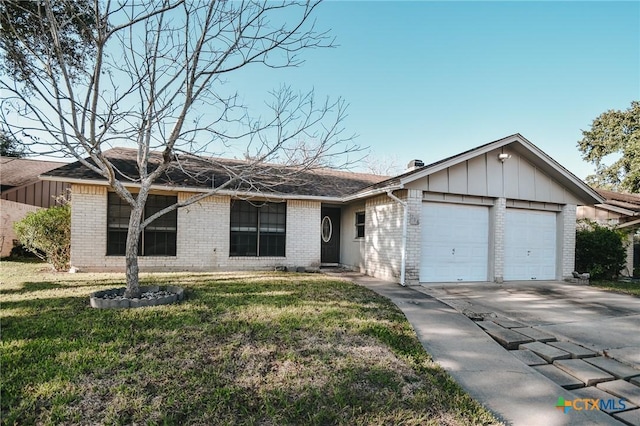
[[504, 209, 557, 281], [421, 203, 489, 282]]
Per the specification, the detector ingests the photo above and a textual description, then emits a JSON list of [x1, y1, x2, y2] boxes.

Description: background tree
[[0, 130, 25, 157], [1, 0, 361, 297], [578, 101, 640, 193]]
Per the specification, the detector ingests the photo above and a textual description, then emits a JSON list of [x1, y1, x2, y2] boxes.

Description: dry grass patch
[[1, 259, 499, 425]]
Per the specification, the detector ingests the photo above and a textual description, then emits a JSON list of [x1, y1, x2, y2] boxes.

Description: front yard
[[0, 260, 498, 425]]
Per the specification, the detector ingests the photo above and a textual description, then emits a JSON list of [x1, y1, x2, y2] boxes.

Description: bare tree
[[1, 0, 361, 297]]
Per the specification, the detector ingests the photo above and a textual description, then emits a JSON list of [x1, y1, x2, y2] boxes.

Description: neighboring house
[[41, 134, 603, 285], [0, 157, 70, 257], [577, 189, 640, 277]]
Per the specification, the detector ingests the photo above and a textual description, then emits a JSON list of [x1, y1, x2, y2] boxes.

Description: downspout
[[386, 190, 408, 286]]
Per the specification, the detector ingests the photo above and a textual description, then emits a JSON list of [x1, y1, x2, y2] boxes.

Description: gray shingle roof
[[42, 148, 388, 198]]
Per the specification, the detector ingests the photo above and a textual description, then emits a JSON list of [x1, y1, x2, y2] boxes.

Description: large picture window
[[107, 193, 177, 256], [230, 200, 286, 257]]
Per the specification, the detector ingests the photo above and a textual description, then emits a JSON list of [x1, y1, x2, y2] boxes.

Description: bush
[[575, 222, 627, 280], [13, 204, 71, 271]]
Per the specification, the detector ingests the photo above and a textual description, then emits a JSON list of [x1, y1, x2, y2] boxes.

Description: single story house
[[42, 134, 603, 285], [577, 189, 640, 277], [1, 156, 70, 256]]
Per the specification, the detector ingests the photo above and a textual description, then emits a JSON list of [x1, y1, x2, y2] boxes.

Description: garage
[[420, 202, 489, 282], [504, 209, 557, 280]]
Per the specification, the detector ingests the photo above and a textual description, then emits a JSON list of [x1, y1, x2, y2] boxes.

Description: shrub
[[575, 221, 627, 280], [13, 204, 71, 271]]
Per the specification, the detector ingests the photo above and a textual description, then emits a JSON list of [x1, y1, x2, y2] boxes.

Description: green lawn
[[0, 260, 498, 425], [589, 279, 640, 297]]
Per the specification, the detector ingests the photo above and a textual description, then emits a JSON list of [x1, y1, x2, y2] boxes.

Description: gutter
[[386, 189, 408, 286]]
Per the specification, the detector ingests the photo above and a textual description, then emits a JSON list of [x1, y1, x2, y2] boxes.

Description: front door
[[321, 207, 340, 264]]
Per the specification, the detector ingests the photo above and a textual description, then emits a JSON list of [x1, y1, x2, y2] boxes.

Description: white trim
[[594, 203, 638, 217], [619, 218, 640, 229]]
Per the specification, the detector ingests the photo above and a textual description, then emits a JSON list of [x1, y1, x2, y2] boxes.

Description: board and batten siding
[[405, 147, 581, 205], [1, 180, 70, 208]]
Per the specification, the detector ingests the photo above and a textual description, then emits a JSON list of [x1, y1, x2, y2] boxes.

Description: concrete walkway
[[331, 272, 623, 426]]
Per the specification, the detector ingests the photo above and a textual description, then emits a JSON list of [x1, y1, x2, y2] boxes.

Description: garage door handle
[[452, 248, 455, 255], [527, 250, 531, 256]]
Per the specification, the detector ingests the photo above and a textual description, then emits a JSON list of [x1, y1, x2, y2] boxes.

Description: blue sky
[[233, 1, 639, 178]]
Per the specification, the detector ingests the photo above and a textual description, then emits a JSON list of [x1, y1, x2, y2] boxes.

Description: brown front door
[[321, 207, 340, 264]]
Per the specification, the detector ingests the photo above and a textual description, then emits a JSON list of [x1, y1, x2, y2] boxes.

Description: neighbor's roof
[[596, 189, 640, 212], [0, 156, 67, 191], [42, 147, 388, 199]]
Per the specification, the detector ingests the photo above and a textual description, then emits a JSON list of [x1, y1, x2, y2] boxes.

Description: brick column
[[560, 204, 577, 280], [492, 198, 506, 283], [404, 189, 422, 285]]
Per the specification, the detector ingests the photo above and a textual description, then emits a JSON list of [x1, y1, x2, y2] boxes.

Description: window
[[355, 211, 365, 238], [230, 200, 286, 256], [107, 193, 177, 256]]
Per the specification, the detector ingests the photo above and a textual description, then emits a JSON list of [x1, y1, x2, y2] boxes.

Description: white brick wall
[[69, 184, 321, 272], [364, 194, 403, 282], [492, 198, 506, 282], [560, 204, 577, 280]]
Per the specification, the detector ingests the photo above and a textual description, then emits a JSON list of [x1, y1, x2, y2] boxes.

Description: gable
[[404, 145, 581, 204]]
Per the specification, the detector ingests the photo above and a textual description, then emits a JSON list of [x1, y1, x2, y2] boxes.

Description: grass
[[1, 259, 499, 425], [589, 279, 640, 296]]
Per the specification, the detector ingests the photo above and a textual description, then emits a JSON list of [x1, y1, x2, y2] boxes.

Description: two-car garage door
[[420, 203, 557, 282]]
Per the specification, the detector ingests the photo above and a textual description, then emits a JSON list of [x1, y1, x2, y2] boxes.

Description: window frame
[[355, 211, 365, 239], [106, 192, 177, 256], [230, 199, 286, 257]]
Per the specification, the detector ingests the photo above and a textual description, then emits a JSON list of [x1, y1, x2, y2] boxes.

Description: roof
[[0, 156, 67, 191], [349, 133, 604, 205], [42, 147, 388, 199], [596, 189, 640, 213]]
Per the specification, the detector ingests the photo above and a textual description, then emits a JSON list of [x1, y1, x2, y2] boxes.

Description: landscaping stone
[[585, 357, 640, 380], [547, 341, 597, 359], [520, 341, 571, 363], [553, 359, 615, 386], [613, 408, 640, 426], [491, 318, 525, 329], [511, 327, 557, 342], [90, 286, 184, 309], [484, 327, 534, 350], [533, 364, 584, 389], [571, 386, 637, 414], [510, 349, 548, 366], [597, 380, 640, 406]]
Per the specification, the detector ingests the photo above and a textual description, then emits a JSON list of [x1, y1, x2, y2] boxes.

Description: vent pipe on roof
[[406, 159, 424, 172]]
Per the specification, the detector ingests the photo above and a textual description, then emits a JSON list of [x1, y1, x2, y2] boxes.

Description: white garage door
[[420, 203, 489, 282], [504, 209, 557, 281]]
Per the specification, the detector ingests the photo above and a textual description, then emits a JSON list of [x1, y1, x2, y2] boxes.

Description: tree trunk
[[124, 203, 145, 299]]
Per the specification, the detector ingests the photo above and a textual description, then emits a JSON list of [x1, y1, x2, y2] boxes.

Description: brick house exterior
[[42, 134, 603, 284]]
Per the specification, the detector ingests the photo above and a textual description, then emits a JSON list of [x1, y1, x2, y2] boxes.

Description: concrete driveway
[[419, 280, 640, 369]]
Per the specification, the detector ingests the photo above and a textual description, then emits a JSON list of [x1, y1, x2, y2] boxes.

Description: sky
[[227, 0, 640, 178]]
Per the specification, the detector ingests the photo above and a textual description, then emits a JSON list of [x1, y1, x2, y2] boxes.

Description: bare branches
[[1, 0, 364, 291]]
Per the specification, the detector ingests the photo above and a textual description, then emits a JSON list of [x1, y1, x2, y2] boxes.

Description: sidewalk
[[331, 272, 622, 426]]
